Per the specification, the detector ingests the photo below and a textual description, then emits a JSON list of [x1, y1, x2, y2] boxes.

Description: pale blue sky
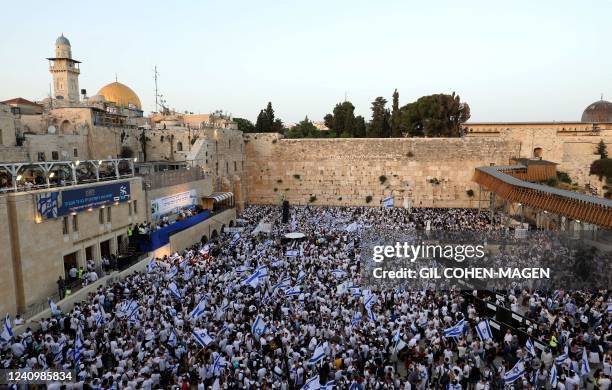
[[1, 0, 610, 123]]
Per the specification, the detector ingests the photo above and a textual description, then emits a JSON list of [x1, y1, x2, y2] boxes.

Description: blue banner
[[36, 181, 131, 219]]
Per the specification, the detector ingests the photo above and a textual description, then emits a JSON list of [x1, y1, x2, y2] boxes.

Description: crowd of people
[[0, 205, 610, 389]]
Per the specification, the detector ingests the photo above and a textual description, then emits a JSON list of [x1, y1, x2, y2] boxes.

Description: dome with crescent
[[96, 81, 142, 110], [581, 98, 612, 123]]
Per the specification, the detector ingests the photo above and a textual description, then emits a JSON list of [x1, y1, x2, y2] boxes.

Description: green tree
[[390, 89, 402, 137], [255, 102, 282, 133], [400, 92, 470, 137], [287, 116, 321, 138], [322, 101, 357, 137], [597, 139, 608, 159], [368, 97, 390, 138], [233, 118, 256, 133], [354, 115, 366, 138]]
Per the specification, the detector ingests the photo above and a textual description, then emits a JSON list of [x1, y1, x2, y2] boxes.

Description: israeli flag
[[215, 299, 230, 320], [393, 329, 407, 352], [212, 353, 227, 376], [556, 345, 568, 365], [309, 343, 326, 364], [350, 286, 362, 297], [190, 296, 208, 320], [273, 277, 292, 291], [167, 282, 182, 300], [531, 368, 540, 385], [447, 384, 462, 390], [330, 269, 348, 279], [525, 338, 537, 357], [581, 347, 590, 375], [53, 340, 65, 364], [116, 300, 138, 319], [476, 319, 493, 341], [607, 302, 612, 313], [352, 311, 362, 326], [1, 314, 13, 344], [550, 364, 558, 387], [251, 315, 267, 337], [146, 258, 157, 273], [167, 265, 179, 279], [285, 286, 301, 297], [364, 292, 376, 309], [286, 250, 299, 257], [383, 196, 394, 208], [183, 266, 193, 281], [95, 305, 106, 326], [231, 232, 241, 246], [302, 376, 322, 390], [366, 306, 377, 322], [192, 328, 214, 347], [443, 319, 466, 338], [236, 265, 252, 275], [296, 270, 306, 283], [255, 265, 269, 278], [503, 359, 525, 384], [48, 298, 61, 316], [241, 269, 262, 288], [74, 326, 83, 368], [168, 329, 177, 346]]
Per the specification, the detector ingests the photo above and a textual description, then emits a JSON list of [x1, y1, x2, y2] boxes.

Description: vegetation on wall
[[365, 195, 373, 203], [379, 175, 387, 184], [293, 174, 301, 180], [590, 158, 612, 180], [309, 195, 317, 203], [466, 189, 474, 197], [596, 139, 608, 159]]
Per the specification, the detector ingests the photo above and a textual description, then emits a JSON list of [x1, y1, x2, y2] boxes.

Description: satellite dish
[[48, 125, 56, 134]]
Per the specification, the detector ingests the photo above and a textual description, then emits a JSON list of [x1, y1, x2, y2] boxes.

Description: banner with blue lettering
[[36, 181, 131, 219]]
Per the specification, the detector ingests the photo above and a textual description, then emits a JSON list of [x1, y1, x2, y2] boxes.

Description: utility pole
[[154, 65, 159, 113]]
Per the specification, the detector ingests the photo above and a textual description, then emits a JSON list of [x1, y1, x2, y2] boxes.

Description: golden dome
[[97, 82, 142, 110]]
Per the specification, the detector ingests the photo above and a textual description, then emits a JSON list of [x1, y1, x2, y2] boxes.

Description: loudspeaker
[[282, 200, 290, 223]]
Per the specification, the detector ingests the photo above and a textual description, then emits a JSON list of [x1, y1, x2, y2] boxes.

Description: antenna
[[115, 73, 118, 82], [154, 65, 159, 113], [344, 91, 347, 102]]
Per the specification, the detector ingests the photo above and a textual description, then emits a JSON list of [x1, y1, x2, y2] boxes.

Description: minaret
[[47, 34, 81, 102]]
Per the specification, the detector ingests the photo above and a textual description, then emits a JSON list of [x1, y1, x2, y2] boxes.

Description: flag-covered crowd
[[0, 205, 610, 389]]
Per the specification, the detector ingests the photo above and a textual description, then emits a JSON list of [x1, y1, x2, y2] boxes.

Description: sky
[[1, 0, 610, 124]]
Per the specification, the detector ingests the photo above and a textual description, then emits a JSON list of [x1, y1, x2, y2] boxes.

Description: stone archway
[[533, 147, 543, 158], [211, 229, 218, 239], [200, 235, 208, 244], [60, 120, 74, 135], [229, 220, 235, 227]]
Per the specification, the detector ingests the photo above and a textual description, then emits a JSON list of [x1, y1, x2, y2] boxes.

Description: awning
[[203, 192, 233, 203]]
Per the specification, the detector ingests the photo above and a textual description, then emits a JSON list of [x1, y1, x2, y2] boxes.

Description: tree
[[234, 118, 256, 133], [354, 115, 366, 138], [368, 97, 390, 138], [390, 89, 402, 137], [597, 139, 608, 159], [399, 92, 470, 137], [255, 102, 282, 133], [287, 116, 321, 138], [322, 101, 358, 137]]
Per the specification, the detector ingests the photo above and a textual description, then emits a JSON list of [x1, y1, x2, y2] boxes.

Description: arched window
[[533, 147, 543, 158], [177, 142, 183, 151]]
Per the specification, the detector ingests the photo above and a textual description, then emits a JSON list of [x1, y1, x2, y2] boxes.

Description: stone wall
[[245, 134, 520, 208], [0, 196, 17, 316]]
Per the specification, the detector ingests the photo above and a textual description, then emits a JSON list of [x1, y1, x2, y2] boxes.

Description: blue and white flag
[[526, 338, 537, 357], [309, 343, 326, 365], [236, 265, 251, 274], [302, 376, 324, 390], [251, 315, 267, 337], [476, 319, 493, 341], [190, 296, 208, 320], [255, 265, 269, 278], [531, 369, 540, 385], [351, 311, 362, 326], [447, 384, 462, 390], [296, 270, 306, 283], [581, 347, 590, 375], [183, 266, 193, 281], [74, 326, 83, 369], [503, 359, 525, 384], [168, 329, 177, 346], [94, 305, 106, 326], [556, 345, 568, 364], [443, 319, 466, 338], [393, 329, 407, 352], [1, 314, 13, 344], [212, 353, 227, 376], [285, 286, 301, 297], [231, 232, 241, 246], [53, 340, 65, 364], [167, 282, 182, 300], [48, 298, 61, 316], [366, 306, 377, 322], [273, 277, 292, 291], [166, 265, 179, 279], [286, 250, 299, 257], [550, 364, 558, 387], [146, 258, 157, 273], [383, 196, 394, 208], [116, 300, 139, 319], [330, 269, 347, 279], [192, 328, 214, 348], [241, 269, 262, 288], [215, 299, 230, 320], [607, 302, 612, 313], [350, 286, 362, 297]]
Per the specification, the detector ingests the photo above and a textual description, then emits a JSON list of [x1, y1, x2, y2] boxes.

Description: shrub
[[365, 195, 373, 203], [429, 178, 441, 185], [545, 178, 558, 187], [272, 139, 277, 144], [309, 195, 317, 203], [556, 171, 572, 184], [273, 188, 278, 192], [276, 179, 283, 183], [466, 189, 474, 197], [590, 158, 612, 180], [407, 151, 414, 157], [293, 174, 301, 180], [379, 175, 387, 184], [337, 197, 342, 201]]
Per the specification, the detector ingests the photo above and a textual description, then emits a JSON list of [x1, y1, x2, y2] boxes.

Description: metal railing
[[140, 167, 208, 190]]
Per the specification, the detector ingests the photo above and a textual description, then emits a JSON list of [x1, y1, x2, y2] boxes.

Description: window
[[177, 142, 183, 151], [133, 200, 138, 214], [72, 215, 78, 232], [234, 161, 237, 171], [37, 152, 46, 162], [99, 209, 104, 224], [229, 140, 231, 148], [226, 161, 229, 174], [51, 151, 59, 160], [215, 141, 218, 153], [216, 162, 218, 175], [128, 202, 133, 216], [73, 148, 78, 157], [107, 207, 112, 222], [62, 217, 69, 235]]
